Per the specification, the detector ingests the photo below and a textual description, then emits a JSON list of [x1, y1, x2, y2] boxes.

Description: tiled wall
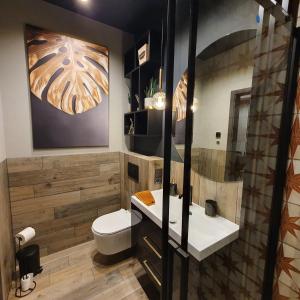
[[272, 4, 300, 299], [7, 152, 121, 256], [273, 75, 300, 296], [0, 160, 14, 300]]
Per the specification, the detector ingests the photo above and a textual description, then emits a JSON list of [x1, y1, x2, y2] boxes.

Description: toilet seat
[[92, 209, 140, 236], [91, 208, 142, 259]]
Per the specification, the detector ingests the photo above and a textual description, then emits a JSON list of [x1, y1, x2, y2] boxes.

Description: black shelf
[[124, 31, 161, 78], [125, 31, 161, 111], [124, 110, 163, 137], [124, 31, 163, 157]]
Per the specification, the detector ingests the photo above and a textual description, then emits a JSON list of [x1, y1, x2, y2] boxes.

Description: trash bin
[[16, 244, 42, 277]]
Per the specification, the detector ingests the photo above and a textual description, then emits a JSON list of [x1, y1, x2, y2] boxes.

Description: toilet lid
[[92, 209, 141, 235]]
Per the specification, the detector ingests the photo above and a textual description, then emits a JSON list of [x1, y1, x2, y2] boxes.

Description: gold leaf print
[[26, 26, 109, 115]]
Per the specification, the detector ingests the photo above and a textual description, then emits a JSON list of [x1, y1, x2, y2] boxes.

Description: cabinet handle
[[142, 260, 161, 287], [143, 236, 162, 259]]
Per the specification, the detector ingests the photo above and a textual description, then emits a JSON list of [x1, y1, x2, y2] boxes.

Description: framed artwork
[[25, 25, 109, 148]]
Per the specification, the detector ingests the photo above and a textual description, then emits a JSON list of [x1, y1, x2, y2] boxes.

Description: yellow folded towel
[[135, 190, 155, 206]]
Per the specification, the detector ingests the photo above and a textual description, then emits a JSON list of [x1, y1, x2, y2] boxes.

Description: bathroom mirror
[[171, 29, 256, 183]]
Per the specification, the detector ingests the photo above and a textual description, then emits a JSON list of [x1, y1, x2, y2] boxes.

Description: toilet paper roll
[[16, 227, 35, 246]]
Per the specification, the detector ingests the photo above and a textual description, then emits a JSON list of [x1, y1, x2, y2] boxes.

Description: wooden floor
[[9, 241, 148, 300]]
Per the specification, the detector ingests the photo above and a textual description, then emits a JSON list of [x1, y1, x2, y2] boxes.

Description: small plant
[[144, 78, 158, 98]]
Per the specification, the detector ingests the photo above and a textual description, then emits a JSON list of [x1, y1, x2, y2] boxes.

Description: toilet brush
[[14, 236, 37, 298]]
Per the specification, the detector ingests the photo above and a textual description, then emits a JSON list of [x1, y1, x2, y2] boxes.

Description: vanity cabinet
[[131, 189, 239, 299], [131, 204, 162, 297], [132, 203, 202, 299]]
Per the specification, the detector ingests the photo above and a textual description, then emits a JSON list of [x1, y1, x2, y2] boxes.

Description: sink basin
[[131, 189, 239, 262]]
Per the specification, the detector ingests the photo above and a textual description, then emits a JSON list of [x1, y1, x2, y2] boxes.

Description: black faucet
[[178, 186, 193, 206]]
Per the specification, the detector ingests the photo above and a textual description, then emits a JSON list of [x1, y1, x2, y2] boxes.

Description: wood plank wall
[[176, 147, 227, 182], [7, 152, 121, 256], [170, 161, 242, 224], [0, 159, 14, 300], [6, 150, 241, 260], [121, 152, 242, 224], [121, 152, 163, 209]]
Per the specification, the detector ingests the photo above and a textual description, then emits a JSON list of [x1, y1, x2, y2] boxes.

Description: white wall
[[0, 91, 6, 162], [0, 0, 130, 158], [193, 39, 255, 150]]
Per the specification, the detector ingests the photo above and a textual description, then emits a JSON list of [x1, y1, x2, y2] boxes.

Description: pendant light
[[153, 11, 166, 110], [191, 97, 199, 112], [153, 67, 166, 109]]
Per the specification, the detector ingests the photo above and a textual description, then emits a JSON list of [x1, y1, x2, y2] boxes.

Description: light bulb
[[153, 91, 166, 110], [191, 97, 199, 112]]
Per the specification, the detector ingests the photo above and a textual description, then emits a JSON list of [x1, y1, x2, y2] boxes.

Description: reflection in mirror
[[172, 30, 256, 183], [168, 30, 257, 227]]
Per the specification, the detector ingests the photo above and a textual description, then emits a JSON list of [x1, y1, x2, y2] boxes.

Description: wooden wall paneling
[[7, 157, 43, 173], [7, 153, 121, 256], [8, 165, 102, 187], [122, 153, 163, 208], [191, 169, 201, 205], [191, 148, 200, 174], [123, 153, 149, 208], [148, 158, 163, 191], [0, 160, 14, 300], [198, 148, 212, 179], [170, 161, 184, 194], [55, 193, 120, 218], [41, 152, 120, 169], [217, 150, 226, 182], [216, 182, 239, 223], [170, 159, 241, 223], [9, 186, 34, 202], [210, 150, 218, 180], [10, 191, 81, 216], [7, 150, 241, 258], [12, 208, 55, 229], [32, 173, 120, 198]]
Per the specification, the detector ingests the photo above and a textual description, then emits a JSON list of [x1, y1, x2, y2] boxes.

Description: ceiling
[[43, 0, 163, 35]]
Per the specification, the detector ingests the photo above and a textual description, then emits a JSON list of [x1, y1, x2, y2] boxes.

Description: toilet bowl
[[91, 209, 141, 264]]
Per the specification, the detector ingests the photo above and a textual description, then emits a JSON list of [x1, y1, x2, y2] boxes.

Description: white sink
[[131, 189, 239, 262]]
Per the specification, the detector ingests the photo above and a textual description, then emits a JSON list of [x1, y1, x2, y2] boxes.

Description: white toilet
[[91, 209, 141, 264]]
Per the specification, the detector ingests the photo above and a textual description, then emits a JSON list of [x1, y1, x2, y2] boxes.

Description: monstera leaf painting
[[26, 25, 109, 148], [27, 27, 108, 115], [173, 72, 188, 121]]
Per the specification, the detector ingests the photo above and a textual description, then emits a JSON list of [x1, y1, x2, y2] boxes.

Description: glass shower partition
[[161, 0, 296, 299]]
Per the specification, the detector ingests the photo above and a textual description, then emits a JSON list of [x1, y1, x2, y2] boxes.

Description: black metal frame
[[162, 0, 199, 299], [181, 0, 199, 252], [179, 0, 199, 299], [167, 239, 190, 300], [262, 26, 300, 300], [161, 0, 176, 299]]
